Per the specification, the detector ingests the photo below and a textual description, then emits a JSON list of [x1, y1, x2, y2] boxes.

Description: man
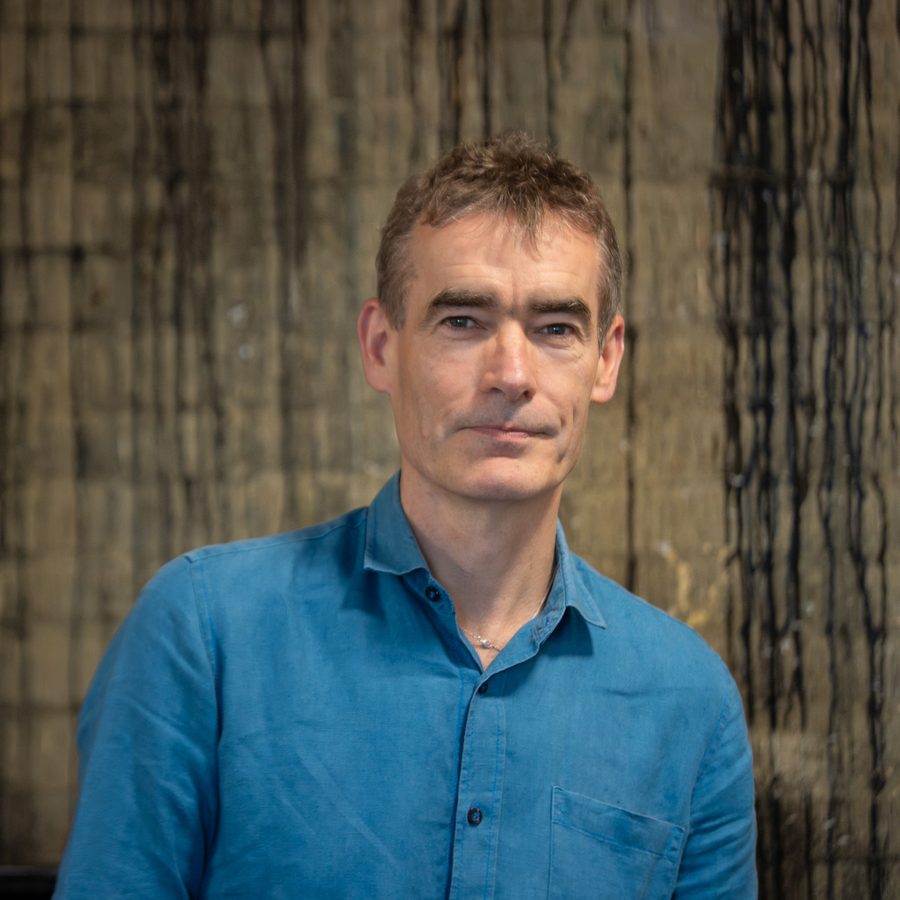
[[55, 134, 757, 898]]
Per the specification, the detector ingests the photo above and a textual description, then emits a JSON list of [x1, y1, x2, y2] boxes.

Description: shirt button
[[477, 682, 488, 694], [467, 806, 483, 826], [425, 586, 441, 602]]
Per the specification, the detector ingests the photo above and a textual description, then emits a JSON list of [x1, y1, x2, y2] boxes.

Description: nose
[[480, 325, 537, 401]]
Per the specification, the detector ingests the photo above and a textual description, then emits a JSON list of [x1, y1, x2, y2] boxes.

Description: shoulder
[[130, 505, 370, 625], [570, 554, 736, 693], [183, 505, 368, 569], [175, 505, 368, 585]]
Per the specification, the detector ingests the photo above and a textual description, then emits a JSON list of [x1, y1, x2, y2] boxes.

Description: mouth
[[465, 424, 547, 440]]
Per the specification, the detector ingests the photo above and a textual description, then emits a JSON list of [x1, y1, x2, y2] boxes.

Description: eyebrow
[[421, 288, 593, 329], [528, 297, 593, 328], [419, 289, 499, 328]]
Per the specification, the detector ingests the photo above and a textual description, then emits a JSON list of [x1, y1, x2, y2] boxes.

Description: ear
[[591, 314, 625, 404], [357, 298, 396, 395]]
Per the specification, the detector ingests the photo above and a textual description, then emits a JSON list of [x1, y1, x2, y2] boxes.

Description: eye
[[442, 315, 478, 329], [541, 323, 575, 336]]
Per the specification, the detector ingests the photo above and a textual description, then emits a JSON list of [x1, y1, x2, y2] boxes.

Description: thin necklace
[[460, 563, 556, 653]]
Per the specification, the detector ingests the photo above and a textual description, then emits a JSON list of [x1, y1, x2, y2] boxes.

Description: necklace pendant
[[472, 633, 500, 651], [469, 632, 500, 650]]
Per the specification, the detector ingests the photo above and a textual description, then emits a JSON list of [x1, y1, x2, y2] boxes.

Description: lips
[[464, 423, 550, 438]]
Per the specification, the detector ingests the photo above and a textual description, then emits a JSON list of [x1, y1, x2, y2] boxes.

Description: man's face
[[359, 212, 624, 506]]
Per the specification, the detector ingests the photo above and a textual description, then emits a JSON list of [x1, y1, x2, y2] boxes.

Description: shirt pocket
[[548, 786, 686, 900]]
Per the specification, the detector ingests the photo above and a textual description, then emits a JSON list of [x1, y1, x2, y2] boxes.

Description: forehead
[[405, 213, 601, 312]]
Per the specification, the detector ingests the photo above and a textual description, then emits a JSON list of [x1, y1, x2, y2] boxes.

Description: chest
[[202, 634, 697, 900]]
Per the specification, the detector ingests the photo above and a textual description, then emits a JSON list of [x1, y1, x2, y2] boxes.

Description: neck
[[399, 472, 561, 637]]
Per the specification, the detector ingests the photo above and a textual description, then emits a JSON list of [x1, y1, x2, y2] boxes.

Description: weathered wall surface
[[712, 3, 898, 897], [0, 1, 896, 896]]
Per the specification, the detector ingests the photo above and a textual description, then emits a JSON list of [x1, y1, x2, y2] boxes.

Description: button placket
[[447, 687, 505, 899]]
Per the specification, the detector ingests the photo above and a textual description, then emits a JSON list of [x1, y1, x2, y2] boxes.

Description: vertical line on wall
[[289, 0, 310, 516], [859, 0, 898, 880], [749, 0, 780, 739], [129, 0, 141, 609], [838, 2, 888, 894], [2, 0, 38, 862], [439, 0, 467, 149], [260, 0, 309, 529], [0, 20, 11, 852], [186, 0, 226, 542], [622, 0, 636, 594], [541, 0, 556, 148], [713, 0, 751, 715], [0, 79, 7, 861], [146, 0, 221, 549], [775, 0, 808, 732], [332, 0, 361, 511], [479, 0, 492, 138], [860, 0, 891, 890], [733, 0, 785, 885], [66, 0, 85, 829], [404, 0, 424, 163], [796, 2, 821, 895], [810, 0, 840, 888], [129, 0, 152, 609], [143, 0, 175, 566]]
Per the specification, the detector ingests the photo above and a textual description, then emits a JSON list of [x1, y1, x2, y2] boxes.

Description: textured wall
[[712, 2, 898, 897], [0, 1, 896, 897]]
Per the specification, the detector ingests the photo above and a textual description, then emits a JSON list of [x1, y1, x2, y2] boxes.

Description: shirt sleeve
[[54, 556, 219, 899], [673, 672, 758, 898]]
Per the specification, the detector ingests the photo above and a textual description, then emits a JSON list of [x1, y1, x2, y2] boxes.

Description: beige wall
[[0, 1, 896, 896]]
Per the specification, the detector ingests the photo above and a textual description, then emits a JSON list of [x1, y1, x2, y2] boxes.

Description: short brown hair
[[376, 132, 622, 341]]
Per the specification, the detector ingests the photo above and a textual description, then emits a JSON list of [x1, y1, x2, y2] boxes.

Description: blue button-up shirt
[[55, 474, 756, 898]]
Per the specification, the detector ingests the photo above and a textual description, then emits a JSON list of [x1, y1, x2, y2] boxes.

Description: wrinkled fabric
[[55, 474, 757, 899]]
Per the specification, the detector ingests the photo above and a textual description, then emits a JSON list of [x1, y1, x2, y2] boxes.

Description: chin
[[440, 463, 563, 504]]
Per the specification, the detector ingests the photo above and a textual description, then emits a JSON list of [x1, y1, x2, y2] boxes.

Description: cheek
[[562, 387, 597, 442], [413, 363, 463, 412], [396, 364, 461, 441]]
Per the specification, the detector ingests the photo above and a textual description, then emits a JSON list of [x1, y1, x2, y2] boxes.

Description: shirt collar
[[363, 473, 430, 577], [363, 472, 607, 629], [552, 521, 607, 628]]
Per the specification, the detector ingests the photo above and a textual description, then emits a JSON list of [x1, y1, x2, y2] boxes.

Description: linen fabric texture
[[54, 474, 757, 899]]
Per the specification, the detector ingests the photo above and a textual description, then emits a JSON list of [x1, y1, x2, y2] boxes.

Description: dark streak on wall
[[66, 0, 85, 834], [332, 0, 362, 482], [622, 0, 637, 593], [405, 0, 424, 162], [153, 0, 221, 550], [713, 0, 894, 896], [1, 0, 39, 858], [542, 0, 557, 148], [479, 0, 493, 138], [261, 0, 310, 528], [439, 0, 467, 149], [131, 0, 154, 592]]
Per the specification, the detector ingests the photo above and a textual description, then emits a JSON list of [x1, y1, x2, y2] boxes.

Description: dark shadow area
[[0, 868, 57, 899]]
